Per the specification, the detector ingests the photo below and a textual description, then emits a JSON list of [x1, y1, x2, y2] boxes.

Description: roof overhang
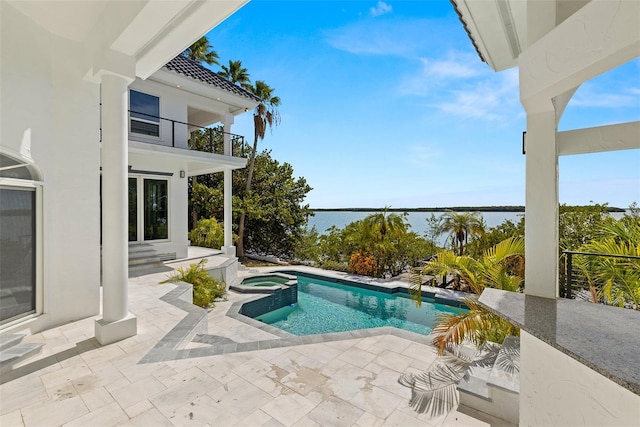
[[150, 68, 259, 115], [7, 0, 249, 80], [451, 0, 527, 71], [129, 141, 247, 176]]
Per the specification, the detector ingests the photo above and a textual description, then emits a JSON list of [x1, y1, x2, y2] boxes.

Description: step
[[458, 337, 520, 425], [487, 336, 520, 393], [0, 342, 44, 375], [128, 253, 175, 268], [0, 334, 25, 351]]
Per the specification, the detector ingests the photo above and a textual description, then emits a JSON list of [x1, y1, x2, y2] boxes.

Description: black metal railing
[[129, 110, 249, 157], [561, 250, 640, 300]]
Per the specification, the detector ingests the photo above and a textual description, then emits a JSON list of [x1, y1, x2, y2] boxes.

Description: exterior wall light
[[180, 170, 185, 178]]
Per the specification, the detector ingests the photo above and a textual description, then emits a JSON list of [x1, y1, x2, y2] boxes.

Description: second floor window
[[130, 90, 160, 137]]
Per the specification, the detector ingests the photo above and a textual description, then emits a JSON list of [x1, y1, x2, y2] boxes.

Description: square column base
[[94, 313, 137, 345], [221, 246, 236, 257]]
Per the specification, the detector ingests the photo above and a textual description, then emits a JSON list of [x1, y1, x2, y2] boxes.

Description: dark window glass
[[128, 178, 137, 241], [143, 179, 168, 240], [130, 90, 160, 137], [0, 187, 36, 324]]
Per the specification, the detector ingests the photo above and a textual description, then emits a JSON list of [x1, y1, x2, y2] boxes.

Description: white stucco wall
[[1, 3, 101, 332], [520, 331, 640, 426], [129, 79, 189, 149]]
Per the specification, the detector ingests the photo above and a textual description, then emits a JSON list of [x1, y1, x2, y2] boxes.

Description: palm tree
[[183, 36, 219, 227], [236, 81, 281, 258], [218, 60, 251, 89], [438, 211, 484, 256], [183, 36, 219, 65], [410, 237, 524, 354], [575, 220, 640, 309], [342, 210, 409, 277]]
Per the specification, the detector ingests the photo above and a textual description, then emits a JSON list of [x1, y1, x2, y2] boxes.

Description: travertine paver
[[0, 261, 515, 427]]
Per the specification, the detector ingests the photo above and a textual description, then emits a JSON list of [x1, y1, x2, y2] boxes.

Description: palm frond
[[398, 361, 467, 416]]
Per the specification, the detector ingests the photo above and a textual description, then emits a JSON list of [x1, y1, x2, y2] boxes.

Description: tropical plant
[[188, 148, 312, 259], [189, 218, 226, 249], [161, 259, 226, 308], [349, 251, 379, 276], [237, 81, 281, 258], [399, 339, 519, 418], [559, 203, 613, 251], [293, 226, 322, 265], [438, 211, 485, 256], [574, 220, 640, 309], [218, 60, 251, 88], [183, 36, 219, 65], [410, 237, 524, 354], [424, 213, 442, 252]]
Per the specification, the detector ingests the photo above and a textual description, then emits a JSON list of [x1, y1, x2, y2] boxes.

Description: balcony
[[128, 110, 249, 158]]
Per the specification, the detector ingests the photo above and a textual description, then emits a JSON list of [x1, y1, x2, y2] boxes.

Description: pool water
[[254, 275, 465, 336], [241, 276, 291, 287]]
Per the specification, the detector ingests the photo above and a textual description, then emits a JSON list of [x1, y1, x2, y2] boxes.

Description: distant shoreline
[[311, 206, 626, 213]]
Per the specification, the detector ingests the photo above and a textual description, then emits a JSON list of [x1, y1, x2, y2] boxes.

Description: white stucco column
[[524, 109, 559, 298], [95, 73, 137, 345], [221, 114, 235, 257]]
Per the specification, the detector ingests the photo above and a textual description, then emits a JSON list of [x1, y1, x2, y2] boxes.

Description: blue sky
[[206, 0, 640, 209]]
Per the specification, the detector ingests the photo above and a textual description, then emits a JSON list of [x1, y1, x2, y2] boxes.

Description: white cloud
[[324, 18, 451, 57], [399, 60, 522, 122], [370, 1, 392, 17], [420, 56, 481, 79], [397, 51, 486, 97], [435, 69, 521, 121]]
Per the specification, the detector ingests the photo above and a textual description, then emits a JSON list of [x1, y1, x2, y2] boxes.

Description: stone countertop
[[478, 288, 640, 396]]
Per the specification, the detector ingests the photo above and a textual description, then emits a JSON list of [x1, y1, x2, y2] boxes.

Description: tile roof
[[163, 55, 260, 102], [449, 0, 487, 65]]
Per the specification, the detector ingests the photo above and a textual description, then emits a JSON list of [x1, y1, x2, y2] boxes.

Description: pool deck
[[0, 255, 513, 427]]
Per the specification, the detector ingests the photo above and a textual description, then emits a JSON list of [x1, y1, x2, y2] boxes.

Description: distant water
[[308, 211, 524, 235], [307, 210, 628, 244]]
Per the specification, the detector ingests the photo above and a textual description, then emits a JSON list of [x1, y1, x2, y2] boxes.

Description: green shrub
[[319, 260, 349, 272], [189, 218, 225, 249], [161, 259, 225, 308]]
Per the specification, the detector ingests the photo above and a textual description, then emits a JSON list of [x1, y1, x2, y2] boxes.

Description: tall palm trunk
[[236, 131, 259, 258]]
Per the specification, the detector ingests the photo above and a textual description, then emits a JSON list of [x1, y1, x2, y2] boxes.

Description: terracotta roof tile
[[164, 55, 259, 102]]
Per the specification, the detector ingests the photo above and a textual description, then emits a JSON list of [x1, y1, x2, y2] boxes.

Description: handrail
[[561, 250, 640, 299], [128, 109, 247, 157]]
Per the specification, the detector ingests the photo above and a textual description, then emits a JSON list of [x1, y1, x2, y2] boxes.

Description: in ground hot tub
[[231, 273, 298, 319], [241, 274, 294, 288]]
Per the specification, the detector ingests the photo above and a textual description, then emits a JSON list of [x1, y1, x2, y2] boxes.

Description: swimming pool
[[253, 274, 465, 336]]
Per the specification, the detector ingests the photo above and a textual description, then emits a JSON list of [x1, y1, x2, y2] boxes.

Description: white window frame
[[128, 89, 162, 141], [0, 177, 44, 329], [128, 175, 171, 243]]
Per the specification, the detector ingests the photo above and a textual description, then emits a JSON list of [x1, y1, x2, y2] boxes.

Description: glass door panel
[[128, 178, 137, 241], [0, 187, 36, 324], [143, 179, 168, 240]]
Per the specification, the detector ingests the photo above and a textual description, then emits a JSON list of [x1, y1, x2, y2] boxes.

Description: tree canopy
[[183, 37, 219, 65]]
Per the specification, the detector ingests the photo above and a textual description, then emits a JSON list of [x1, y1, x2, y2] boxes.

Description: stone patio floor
[[0, 260, 515, 427]]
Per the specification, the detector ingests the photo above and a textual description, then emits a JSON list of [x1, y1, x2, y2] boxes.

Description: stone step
[[0, 342, 44, 375], [458, 336, 520, 425], [0, 334, 25, 351], [128, 252, 175, 269], [487, 336, 520, 393]]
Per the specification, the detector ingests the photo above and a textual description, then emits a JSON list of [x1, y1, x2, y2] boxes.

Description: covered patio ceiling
[[7, 0, 248, 79], [451, 0, 591, 72]]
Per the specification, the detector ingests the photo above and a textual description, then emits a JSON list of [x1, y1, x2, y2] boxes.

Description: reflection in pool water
[[254, 275, 465, 336]]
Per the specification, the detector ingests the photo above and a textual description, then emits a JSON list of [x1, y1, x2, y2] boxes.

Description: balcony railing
[[128, 110, 249, 157], [561, 251, 640, 308]]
